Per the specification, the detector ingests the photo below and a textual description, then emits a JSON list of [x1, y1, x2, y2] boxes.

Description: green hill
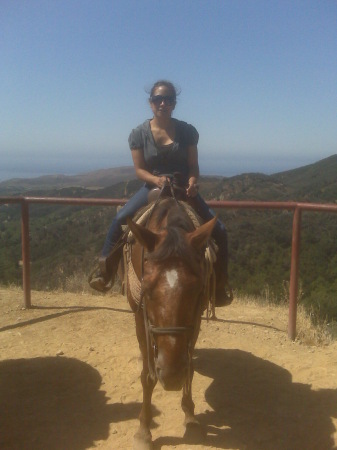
[[271, 155, 337, 202], [1, 155, 337, 323]]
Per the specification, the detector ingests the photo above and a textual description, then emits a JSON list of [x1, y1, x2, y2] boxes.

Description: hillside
[[1, 154, 337, 322], [271, 154, 337, 202], [1, 155, 337, 202], [0, 166, 137, 195]]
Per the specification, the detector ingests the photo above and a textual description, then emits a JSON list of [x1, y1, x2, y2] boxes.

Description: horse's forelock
[[148, 202, 202, 275]]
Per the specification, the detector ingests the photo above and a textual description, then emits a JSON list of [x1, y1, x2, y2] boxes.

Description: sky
[[1, 0, 336, 181]]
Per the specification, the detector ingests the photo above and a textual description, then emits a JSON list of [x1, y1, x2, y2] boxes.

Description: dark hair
[[147, 80, 180, 100]]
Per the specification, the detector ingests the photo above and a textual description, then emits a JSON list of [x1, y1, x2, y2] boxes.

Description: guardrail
[[1, 195, 337, 340]]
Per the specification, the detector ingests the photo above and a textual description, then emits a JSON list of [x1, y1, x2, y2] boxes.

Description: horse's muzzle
[[155, 362, 188, 391]]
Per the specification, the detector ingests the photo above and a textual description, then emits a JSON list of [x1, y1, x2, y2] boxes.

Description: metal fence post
[[288, 206, 302, 340], [21, 199, 31, 308]]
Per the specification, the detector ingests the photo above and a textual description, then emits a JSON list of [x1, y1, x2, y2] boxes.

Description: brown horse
[[126, 197, 216, 449]]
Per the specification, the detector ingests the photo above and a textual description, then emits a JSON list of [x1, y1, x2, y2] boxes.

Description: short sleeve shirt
[[128, 118, 199, 182]]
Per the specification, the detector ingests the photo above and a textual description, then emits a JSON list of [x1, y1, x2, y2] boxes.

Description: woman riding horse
[[89, 80, 232, 306]]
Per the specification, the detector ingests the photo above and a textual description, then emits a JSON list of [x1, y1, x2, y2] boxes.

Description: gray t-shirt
[[128, 119, 199, 183]]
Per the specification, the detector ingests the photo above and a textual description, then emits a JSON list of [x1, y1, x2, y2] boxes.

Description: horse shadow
[[0, 356, 149, 450], [154, 348, 337, 450]]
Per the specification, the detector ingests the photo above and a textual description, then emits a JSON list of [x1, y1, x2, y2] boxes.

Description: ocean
[[0, 158, 117, 182]]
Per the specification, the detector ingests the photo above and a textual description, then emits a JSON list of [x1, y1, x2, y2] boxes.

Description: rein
[[141, 290, 197, 381]]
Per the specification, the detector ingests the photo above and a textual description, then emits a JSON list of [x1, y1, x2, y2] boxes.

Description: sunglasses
[[150, 95, 176, 106]]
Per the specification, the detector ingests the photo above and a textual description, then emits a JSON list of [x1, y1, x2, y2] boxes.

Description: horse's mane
[[147, 199, 203, 275]]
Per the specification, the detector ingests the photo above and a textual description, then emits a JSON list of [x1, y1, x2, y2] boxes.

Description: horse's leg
[[182, 360, 206, 442], [181, 363, 198, 426], [134, 363, 157, 450], [133, 311, 157, 450]]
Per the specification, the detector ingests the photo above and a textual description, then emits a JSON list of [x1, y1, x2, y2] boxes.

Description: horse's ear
[[186, 216, 217, 250], [127, 218, 162, 252]]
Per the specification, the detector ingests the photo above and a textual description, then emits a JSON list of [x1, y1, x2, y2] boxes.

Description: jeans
[[101, 185, 151, 256], [101, 188, 228, 272]]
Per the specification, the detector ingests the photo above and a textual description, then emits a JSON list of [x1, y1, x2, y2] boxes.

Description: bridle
[[135, 175, 205, 382], [140, 286, 204, 383]]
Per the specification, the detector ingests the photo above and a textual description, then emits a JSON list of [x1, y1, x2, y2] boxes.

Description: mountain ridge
[[1, 154, 336, 201], [0, 166, 137, 194]]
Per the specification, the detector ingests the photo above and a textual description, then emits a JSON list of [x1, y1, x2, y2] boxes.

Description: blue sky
[[1, 0, 336, 180]]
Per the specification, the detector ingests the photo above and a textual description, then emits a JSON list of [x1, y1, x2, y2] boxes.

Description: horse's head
[[128, 205, 216, 391]]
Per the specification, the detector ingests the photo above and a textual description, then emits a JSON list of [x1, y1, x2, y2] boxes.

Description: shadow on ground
[[154, 348, 337, 450], [0, 357, 142, 450]]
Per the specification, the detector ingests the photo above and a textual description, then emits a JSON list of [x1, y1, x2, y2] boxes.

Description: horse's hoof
[[133, 432, 153, 450], [183, 421, 206, 443]]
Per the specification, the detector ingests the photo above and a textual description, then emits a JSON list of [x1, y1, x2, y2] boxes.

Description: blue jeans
[[101, 189, 228, 271], [101, 185, 151, 256]]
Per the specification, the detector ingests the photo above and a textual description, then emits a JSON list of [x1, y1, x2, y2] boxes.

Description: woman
[[90, 80, 232, 305]]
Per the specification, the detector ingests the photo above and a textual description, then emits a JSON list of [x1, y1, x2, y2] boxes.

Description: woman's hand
[[156, 176, 168, 189], [186, 182, 199, 198]]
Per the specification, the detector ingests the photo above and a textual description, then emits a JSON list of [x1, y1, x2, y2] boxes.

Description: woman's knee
[[114, 187, 149, 225], [114, 207, 130, 226]]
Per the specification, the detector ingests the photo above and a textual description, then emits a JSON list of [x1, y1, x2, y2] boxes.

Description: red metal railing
[[1, 196, 337, 340]]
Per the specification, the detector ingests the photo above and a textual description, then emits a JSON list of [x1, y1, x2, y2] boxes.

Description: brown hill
[[0, 166, 136, 194], [1, 154, 336, 202]]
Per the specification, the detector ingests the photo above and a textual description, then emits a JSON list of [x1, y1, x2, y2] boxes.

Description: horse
[[125, 197, 216, 449]]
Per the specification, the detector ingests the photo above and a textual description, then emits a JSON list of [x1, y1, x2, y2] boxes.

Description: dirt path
[[0, 287, 336, 450]]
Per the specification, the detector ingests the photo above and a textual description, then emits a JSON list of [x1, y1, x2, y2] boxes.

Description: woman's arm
[[186, 145, 200, 197], [131, 149, 168, 188]]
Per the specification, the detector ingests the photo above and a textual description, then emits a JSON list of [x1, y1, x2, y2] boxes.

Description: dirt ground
[[0, 287, 336, 450]]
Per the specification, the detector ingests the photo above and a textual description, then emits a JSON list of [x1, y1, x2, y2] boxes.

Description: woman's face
[[149, 85, 176, 118]]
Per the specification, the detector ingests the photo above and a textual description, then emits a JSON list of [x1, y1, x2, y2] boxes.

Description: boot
[[215, 276, 233, 307], [214, 254, 233, 307], [88, 258, 113, 292], [89, 247, 122, 293]]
